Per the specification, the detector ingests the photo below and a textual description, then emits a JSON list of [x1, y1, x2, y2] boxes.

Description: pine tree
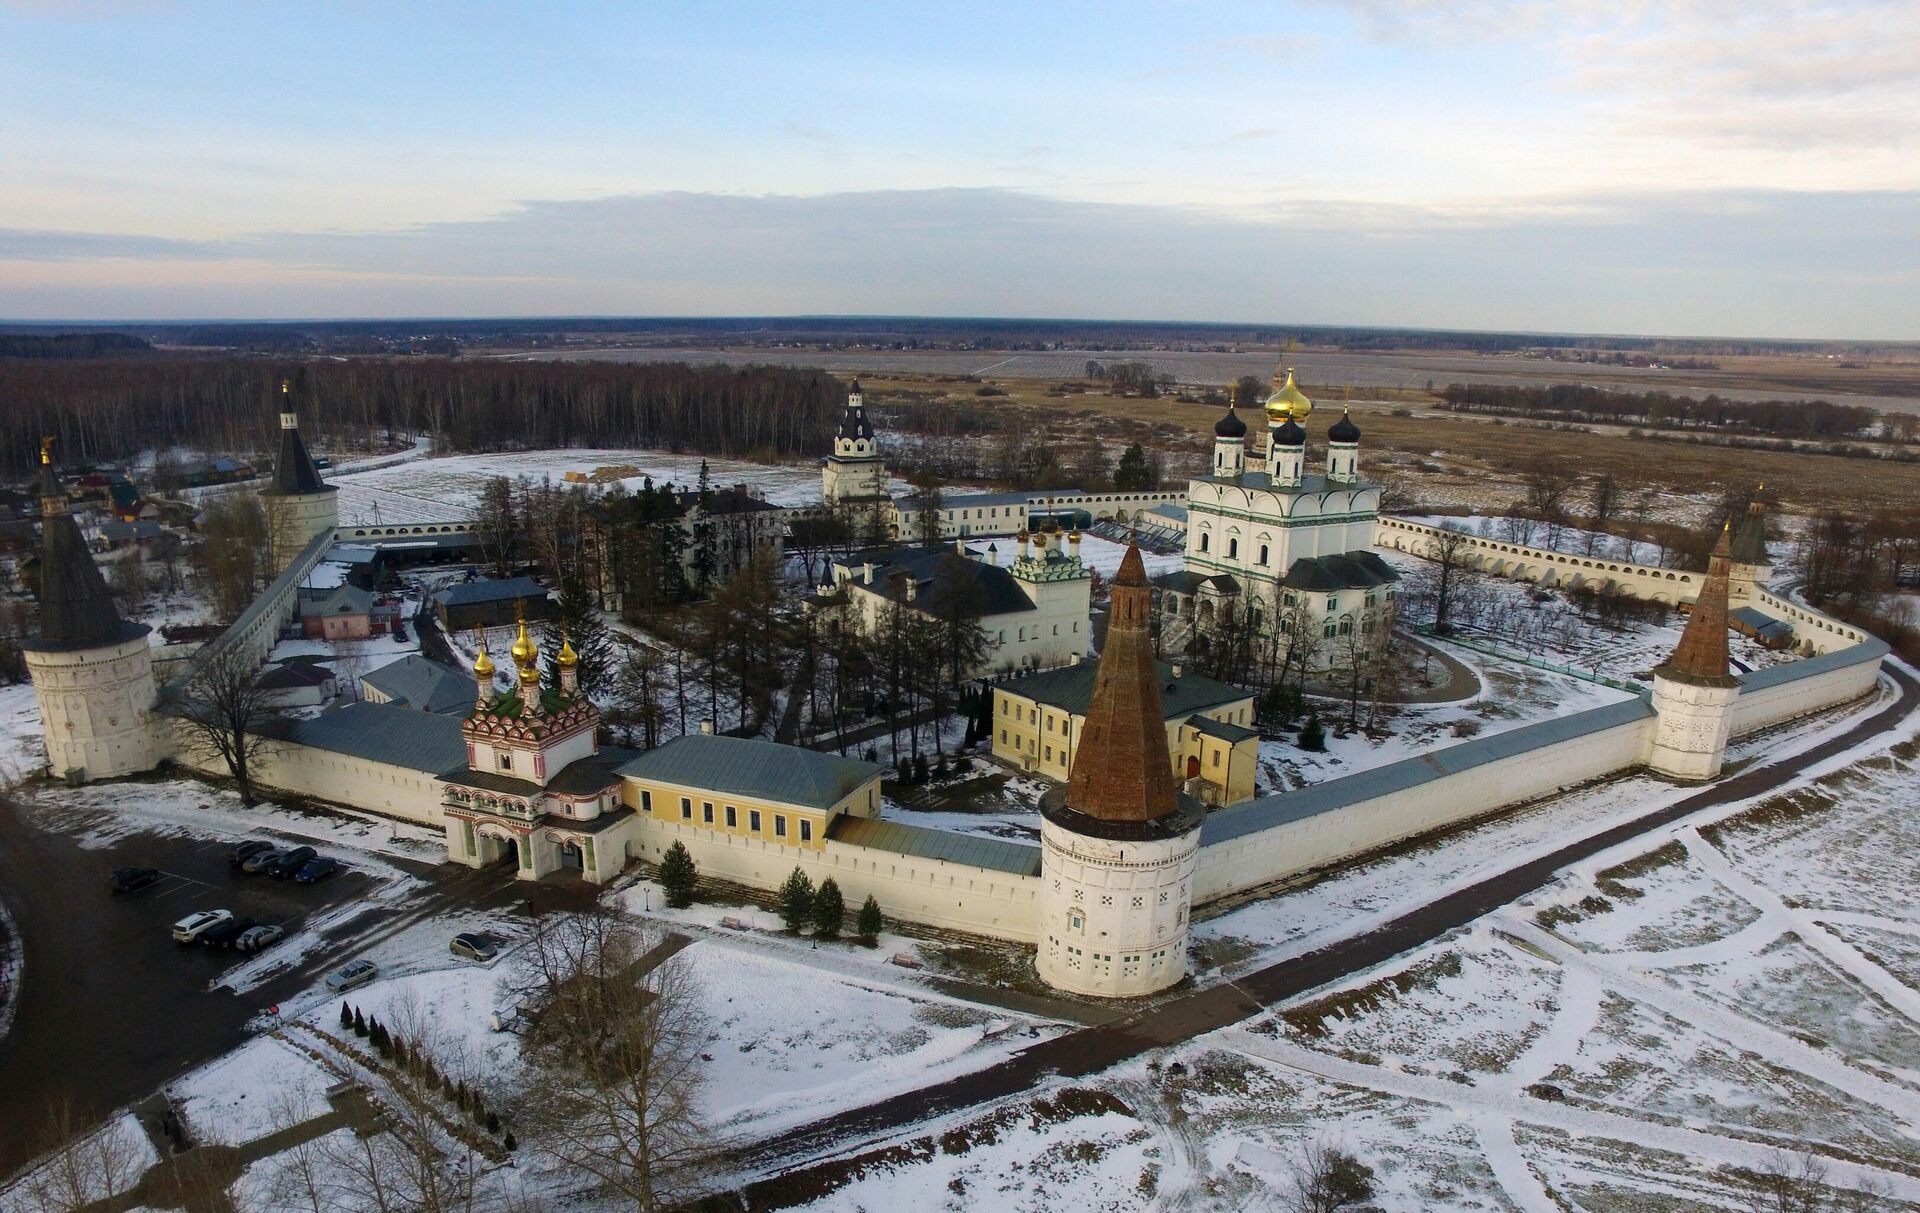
[[690, 459, 718, 594], [503, 1130, 517, 1151], [339, 1002, 354, 1030], [779, 866, 815, 933], [352, 1007, 367, 1036], [812, 877, 845, 939], [1113, 441, 1156, 490], [1299, 710, 1327, 752], [857, 894, 884, 945], [486, 1111, 501, 1134], [658, 840, 698, 908], [543, 578, 614, 697]]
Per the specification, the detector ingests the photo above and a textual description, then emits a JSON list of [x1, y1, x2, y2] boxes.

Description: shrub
[[813, 878, 845, 939], [339, 1002, 354, 1030], [1299, 712, 1327, 752], [352, 1008, 367, 1036], [659, 840, 698, 909], [858, 894, 884, 945], [780, 866, 815, 932]]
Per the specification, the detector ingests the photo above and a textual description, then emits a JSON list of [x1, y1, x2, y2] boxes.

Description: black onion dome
[[1214, 406, 1247, 438], [1328, 408, 1361, 443], [1272, 416, 1306, 446]]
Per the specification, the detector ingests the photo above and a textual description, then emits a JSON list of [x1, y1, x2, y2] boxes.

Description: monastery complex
[[20, 371, 1890, 997]]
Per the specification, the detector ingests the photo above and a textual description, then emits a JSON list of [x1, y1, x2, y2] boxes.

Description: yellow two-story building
[[618, 730, 885, 850], [991, 658, 1261, 806]]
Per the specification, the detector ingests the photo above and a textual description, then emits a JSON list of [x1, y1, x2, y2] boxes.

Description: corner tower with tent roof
[[1646, 522, 1742, 781], [261, 378, 340, 571], [1157, 360, 1398, 671], [22, 438, 167, 781], [821, 379, 891, 507], [1038, 540, 1204, 997]]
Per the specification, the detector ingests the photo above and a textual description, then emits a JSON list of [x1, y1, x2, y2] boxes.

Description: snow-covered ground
[[790, 676, 1920, 1211], [1071, 533, 1184, 582], [0, 679, 47, 788], [328, 447, 877, 526]]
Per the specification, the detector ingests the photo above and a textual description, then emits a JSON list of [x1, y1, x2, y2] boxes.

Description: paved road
[[721, 666, 1917, 1202]]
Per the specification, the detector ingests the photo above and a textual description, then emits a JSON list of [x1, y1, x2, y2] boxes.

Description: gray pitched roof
[[1281, 551, 1400, 592], [1187, 714, 1259, 743], [432, 575, 547, 607], [257, 662, 335, 690], [262, 701, 468, 773], [363, 654, 479, 714], [618, 734, 882, 810], [1200, 696, 1656, 848], [299, 584, 374, 617], [847, 545, 1039, 617], [828, 815, 1041, 877], [998, 659, 1250, 719]]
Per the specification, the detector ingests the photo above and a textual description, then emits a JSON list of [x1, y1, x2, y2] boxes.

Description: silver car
[[323, 959, 378, 992], [450, 933, 499, 963], [236, 924, 285, 952]]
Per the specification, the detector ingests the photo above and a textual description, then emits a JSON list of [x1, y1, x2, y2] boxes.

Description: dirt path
[[715, 666, 1917, 1205]]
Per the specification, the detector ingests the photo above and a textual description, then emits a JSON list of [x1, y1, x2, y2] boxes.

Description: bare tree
[[511, 911, 713, 1211], [476, 475, 522, 579], [1739, 1148, 1892, 1213], [1283, 1140, 1375, 1213], [1417, 523, 1481, 633], [5, 1096, 148, 1213], [167, 640, 283, 805]]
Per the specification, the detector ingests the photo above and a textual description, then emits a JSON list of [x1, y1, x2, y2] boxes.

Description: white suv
[[172, 909, 233, 943]]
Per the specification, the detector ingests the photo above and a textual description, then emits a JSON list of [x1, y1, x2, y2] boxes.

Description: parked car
[[110, 867, 161, 894], [324, 959, 378, 992], [172, 909, 232, 943], [236, 924, 285, 952], [229, 840, 274, 868], [293, 856, 340, 884], [199, 917, 258, 949], [239, 847, 283, 874], [265, 846, 317, 879], [449, 933, 498, 962]]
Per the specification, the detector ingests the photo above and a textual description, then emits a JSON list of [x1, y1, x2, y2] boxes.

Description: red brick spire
[[1656, 521, 1739, 687], [1064, 541, 1180, 822]]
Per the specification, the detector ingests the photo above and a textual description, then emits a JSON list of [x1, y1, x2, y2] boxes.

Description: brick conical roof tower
[[1063, 541, 1181, 823], [1655, 522, 1739, 688]]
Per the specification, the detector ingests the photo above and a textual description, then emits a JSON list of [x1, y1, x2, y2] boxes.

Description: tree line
[[0, 356, 845, 478], [1438, 383, 1890, 441]]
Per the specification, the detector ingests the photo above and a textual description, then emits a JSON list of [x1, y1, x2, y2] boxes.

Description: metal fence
[[1414, 624, 1651, 696]]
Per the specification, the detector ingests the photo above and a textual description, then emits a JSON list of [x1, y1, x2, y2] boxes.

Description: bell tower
[[821, 380, 890, 505]]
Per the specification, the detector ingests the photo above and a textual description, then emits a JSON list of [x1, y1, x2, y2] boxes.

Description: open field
[[502, 344, 1920, 414]]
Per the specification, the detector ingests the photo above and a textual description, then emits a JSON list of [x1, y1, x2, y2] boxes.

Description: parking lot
[[0, 800, 400, 1173]]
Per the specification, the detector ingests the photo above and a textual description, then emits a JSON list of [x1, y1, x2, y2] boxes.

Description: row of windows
[[640, 790, 813, 842]]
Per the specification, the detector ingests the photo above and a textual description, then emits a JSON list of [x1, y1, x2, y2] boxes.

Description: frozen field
[[329, 447, 886, 526], [795, 679, 1920, 1211]]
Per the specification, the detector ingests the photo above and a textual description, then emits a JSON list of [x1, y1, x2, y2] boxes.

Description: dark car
[[265, 846, 317, 878], [109, 867, 161, 894], [228, 840, 274, 868], [239, 847, 282, 874], [293, 856, 340, 884], [199, 916, 258, 948]]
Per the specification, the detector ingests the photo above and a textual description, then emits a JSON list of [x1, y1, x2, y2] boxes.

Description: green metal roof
[[618, 734, 883, 810], [829, 815, 1041, 877], [998, 659, 1250, 719]]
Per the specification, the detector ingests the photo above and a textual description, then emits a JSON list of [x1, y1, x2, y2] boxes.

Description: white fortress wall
[[1193, 698, 1659, 905], [1374, 516, 1704, 602], [1750, 587, 1877, 655], [168, 727, 450, 827], [1729, 638, 1890, 736], [629, 817, 1042, 943]]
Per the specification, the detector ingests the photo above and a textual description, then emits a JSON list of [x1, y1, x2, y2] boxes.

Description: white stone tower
[[261, 379, 339, 572], [22, 439, 166, 782], [1727, 493, 1771, 605], [821, 380, 889, 505], [1038, 541, 1202, 997], [1212, 390, 1248, 478], [1647, 523, 1740, 781]]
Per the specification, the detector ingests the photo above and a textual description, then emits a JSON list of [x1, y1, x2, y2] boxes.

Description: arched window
[[1258, 544, 1269, 565], [1228, 537, 1239, 559], [1199, 532, 1210, 553]]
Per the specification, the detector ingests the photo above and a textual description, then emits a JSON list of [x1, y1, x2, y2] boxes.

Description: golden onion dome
[[472, 635, 495, 678], [1265, 369, 1312, 422], [557, 632, 579, 669], [519, 659, 541, 690], [509, 619, 538, 668]]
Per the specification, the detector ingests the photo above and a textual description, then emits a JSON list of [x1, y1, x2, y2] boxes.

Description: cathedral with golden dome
[[1154, 361, 1399, 669], [438, 610, 637, 880]]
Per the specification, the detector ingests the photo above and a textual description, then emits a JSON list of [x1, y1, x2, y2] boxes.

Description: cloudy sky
[[2, 0, 1916, 336]]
